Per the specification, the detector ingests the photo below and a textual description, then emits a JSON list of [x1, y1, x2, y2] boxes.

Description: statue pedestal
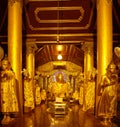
[[48, 101, 68, 116], [54, 102, 67, 115]]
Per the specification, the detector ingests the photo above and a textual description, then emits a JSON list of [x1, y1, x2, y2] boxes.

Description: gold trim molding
[[25, 4, 95, 31], [34, 7, 84, 23]]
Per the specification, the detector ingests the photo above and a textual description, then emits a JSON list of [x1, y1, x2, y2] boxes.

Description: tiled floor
[[0, 103, 119, 127]]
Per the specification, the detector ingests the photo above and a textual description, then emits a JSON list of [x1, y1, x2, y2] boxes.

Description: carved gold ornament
[[8, 0, 21, 6]]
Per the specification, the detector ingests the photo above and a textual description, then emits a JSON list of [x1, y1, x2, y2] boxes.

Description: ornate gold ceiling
[[23, 0, 96, 42], [0, 0, 120, 68]]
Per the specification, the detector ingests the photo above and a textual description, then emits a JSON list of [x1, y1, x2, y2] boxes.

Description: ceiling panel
[[0, 0, 120, 69]]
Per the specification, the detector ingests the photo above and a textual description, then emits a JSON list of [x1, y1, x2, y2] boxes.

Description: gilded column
[[83, 42, 94, 76], [45, 76, 48, 90], [96, 0, 113, 115], [26, 44, 37, 82], [39, 75, 43, 89], [69, 75, 72, 90], [42, 76, 46, 90], [73, 76, 76, 93], [71, 76, 74, 93], [8, 0, 23, 114], [82, 42, 95, 111], [46, 75, 50, 90]]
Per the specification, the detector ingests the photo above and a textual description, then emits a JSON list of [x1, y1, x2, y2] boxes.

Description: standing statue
[[97, 62, 118, 125], [34, 74, 41, 105], [22, 68, 34, 112], [84, 69, 97, 111], [0, 58, 19, 124]]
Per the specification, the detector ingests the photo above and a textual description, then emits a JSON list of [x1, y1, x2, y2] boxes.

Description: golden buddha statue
[[97, 62, 118, 125], [51, 73, 69, 99], [0, 58, 19, 124], [22, 68, 34, 112]]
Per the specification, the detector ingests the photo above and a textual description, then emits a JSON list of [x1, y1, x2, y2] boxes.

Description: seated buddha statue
[[51, 73, 69, 99]]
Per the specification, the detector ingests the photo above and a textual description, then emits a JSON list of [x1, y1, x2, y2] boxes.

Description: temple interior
[[0, 0, 120, 127]]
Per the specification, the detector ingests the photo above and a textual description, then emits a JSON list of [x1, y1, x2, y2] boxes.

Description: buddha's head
[[107, 62, 116, 73], [56, 73, 64, 83], [1, 58, 10, 70]]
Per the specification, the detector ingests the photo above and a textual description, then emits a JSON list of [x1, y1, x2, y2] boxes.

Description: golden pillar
[[42, 76, 46, 90], [96, 0, 113, 115], [26, 44, 37, 81], [73, 76, 76, 93], [44, 76, 49, 90], [83, 42, 94, 76], [82, 42, 94, 111], [8, 0, 23, 114], [70, 76, 74, 93], [46, 75, 50, 90], [25, 44, 37, 111]]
